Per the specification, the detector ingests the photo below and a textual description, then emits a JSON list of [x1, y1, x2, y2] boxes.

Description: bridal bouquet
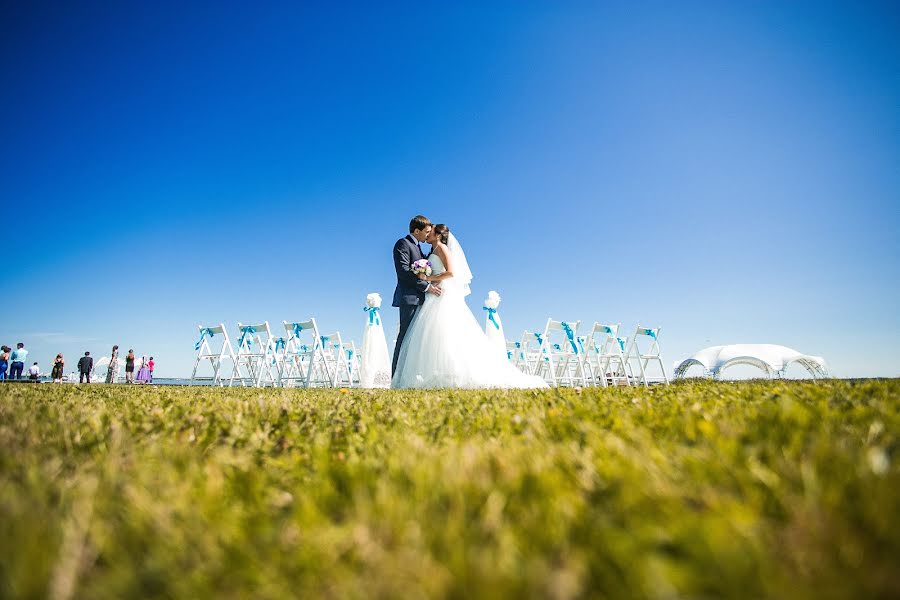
[[411, 259, 432, 277]]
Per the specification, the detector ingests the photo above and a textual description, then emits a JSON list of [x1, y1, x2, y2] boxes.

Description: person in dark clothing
[[77, 351, 93, 384], [125, 349, 136, 383]]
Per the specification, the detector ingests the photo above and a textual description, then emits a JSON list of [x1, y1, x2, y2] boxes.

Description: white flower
[[484, 290, 501, 309], [366, 293, 382, 308]]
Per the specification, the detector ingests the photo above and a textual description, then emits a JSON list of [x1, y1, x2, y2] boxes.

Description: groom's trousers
[[392, 304, 420, 376]]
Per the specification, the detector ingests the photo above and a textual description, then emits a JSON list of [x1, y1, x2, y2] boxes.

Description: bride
[[392, 224, 548, 389]]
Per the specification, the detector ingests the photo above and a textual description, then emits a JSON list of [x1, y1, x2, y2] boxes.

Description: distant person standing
[[51, 354, 65, 383], [28, 362, 40, 381], [148, 356, 155, 383], [10, 343, 28, 380], [136, 356, 151, 384], [106, 345, 119, 384], [0, 346, 9, 380], [77, 351, 93, 384], [125, 349, 136, 384]]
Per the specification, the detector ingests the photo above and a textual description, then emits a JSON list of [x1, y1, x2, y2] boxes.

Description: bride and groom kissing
[[390, 215, 547, 389]]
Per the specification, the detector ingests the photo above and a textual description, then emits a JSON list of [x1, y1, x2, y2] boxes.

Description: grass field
[[0, 380, 897, 599]]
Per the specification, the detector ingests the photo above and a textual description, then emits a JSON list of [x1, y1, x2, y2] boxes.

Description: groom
[[392, 215, 442, 376]]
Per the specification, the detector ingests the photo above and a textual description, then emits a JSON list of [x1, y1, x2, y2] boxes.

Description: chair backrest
[[541, 319, 582, 355], [284, 319, 318, 344], [586, 322, 620, 355], [194, 323, 233, 356], [631, 326, 662, 356], [235, 322, 272, 354]]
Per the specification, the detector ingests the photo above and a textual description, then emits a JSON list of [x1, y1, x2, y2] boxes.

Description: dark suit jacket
[[77, 356, 93, 373], [392, 234, 429, 307]]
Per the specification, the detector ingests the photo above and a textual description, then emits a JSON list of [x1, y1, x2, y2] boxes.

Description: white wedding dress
[[392, 238, 548, 389]]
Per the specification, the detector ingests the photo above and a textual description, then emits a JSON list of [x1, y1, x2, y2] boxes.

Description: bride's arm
[[419, 244, 453, 282]]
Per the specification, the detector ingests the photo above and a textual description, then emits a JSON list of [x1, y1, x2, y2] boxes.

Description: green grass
[[0, 380, 897, 599]]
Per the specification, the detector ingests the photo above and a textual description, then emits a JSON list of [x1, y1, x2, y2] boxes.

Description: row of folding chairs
[[190, 319, 360, 388], [506, 319, 669, 387]]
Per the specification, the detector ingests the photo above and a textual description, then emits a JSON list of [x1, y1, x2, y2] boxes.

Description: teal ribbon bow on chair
[[194, 328, 214, 351], [292, 323, 304, 338], [237, 326, 255, 350], [561, 322, 579, 353], [272, 338, 286, 365], [576, 335, 587, 354], [483, 307, 500, 330]]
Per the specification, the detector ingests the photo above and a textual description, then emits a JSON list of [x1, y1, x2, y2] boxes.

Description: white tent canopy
[[674, 344, 830, 380]]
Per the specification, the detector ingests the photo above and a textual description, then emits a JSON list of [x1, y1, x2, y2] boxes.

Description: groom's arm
[[393, 240, 430, 293]]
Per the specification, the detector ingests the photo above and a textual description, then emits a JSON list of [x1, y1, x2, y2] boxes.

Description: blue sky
[[2, 1, 898, 378]]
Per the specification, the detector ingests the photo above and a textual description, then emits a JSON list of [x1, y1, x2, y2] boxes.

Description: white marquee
[[674, 344, 830, 380]]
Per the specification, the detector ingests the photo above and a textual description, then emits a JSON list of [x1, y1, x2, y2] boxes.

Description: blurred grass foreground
[[1, 380, 897, 599]]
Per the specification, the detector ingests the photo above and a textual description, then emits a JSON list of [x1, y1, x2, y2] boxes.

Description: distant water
[[149, 378, 215, 386]]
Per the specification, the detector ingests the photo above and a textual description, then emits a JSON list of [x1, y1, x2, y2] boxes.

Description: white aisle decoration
[[483, 291, 507, 361], [359, 293, 391, 388]]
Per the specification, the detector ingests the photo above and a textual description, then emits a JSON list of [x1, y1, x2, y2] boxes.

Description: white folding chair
[[319, 331, 347, 388], [519, 331, 545, 376], [270, 336, 289, 384], [281, 319, 334, 388], [623, 326, 669, 386], [339, 341, 360, 388], [231, 321, 277, 387], [190, 324, 238, 386], [532, 319, 589, 387], [506, 340, 528, 372], [583, 323, 626, 387], [573, 334, 603, 387]]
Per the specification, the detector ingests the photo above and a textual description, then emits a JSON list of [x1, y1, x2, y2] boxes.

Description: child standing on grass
[[28, 362, 40, 381], [0, 346, 9, 380], [51, 354, 64, 383], [148, 356, 155, 383]]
